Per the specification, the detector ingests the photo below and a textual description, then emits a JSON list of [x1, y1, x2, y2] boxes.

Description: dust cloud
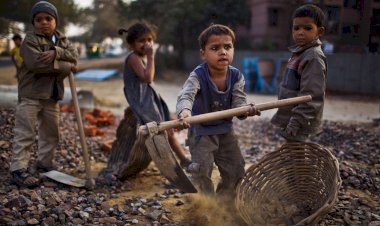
[[182, 193, 246, 226]]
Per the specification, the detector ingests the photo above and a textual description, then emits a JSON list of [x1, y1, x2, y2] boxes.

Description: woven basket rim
[[236, 142, 342, 226]]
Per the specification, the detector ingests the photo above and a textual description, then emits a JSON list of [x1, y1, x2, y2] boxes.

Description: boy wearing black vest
[[176, 24, 259, 197]]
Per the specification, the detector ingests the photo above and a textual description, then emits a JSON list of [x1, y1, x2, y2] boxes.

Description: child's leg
[[187, 134, 217, 195], [11, 98, 40, 172], [214, 132, 245, 196], [11, 98, 41, 187], [36, 99, 59, 169], [167, 129, 191, 167]]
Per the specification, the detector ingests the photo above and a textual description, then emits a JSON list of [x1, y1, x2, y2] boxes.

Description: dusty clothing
[[177, 63, 248, 195], [123, 52, 170, 124], [271, 39, 327, 136], [11, 98, 59, 171], [11, 29, 78, 172], [176, 63, 247, 135], [18, 29, 77, 101], [187, 131, 245, 195]]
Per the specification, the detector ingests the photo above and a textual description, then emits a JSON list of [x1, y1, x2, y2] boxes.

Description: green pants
[[11, 98, 59, 172], [187, 130, 245, 196]]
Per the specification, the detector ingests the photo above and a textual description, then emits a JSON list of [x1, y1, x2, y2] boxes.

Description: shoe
[[180, 159, 192, 169], [36, 162, 57, 172], [11, 169, 40, 188]]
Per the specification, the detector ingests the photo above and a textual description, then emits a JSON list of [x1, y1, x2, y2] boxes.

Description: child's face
[[13, 39, 22, 47], [201, 34, 234, 71], [33, 12, 56, 37], [292, 17, 324, 47], [131, 33, 154, 56]]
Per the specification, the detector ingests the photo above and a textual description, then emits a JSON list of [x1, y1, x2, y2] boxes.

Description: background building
[[244, 0, 380, 53]]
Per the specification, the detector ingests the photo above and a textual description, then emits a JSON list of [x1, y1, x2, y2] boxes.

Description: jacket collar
[[33, 29, 65, 40], [288, 39, 322, 54]]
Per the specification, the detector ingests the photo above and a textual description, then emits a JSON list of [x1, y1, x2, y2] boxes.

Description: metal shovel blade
[[145, 133, 197, 193], [42, 170, 86, 187]]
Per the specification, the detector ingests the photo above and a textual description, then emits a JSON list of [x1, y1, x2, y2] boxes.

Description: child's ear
[[200, 49, 205, 60], [318, 27, 326, 37]]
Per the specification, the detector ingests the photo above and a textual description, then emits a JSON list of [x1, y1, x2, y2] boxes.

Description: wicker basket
[[235, 142, 341, 226]]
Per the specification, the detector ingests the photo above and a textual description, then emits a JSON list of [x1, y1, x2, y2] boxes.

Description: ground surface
[[0, 57, 379, 225]]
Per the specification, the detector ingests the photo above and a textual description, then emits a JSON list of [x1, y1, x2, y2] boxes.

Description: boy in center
[[176, 24, 260, 197]]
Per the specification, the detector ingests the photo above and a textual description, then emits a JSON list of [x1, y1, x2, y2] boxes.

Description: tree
[[117, 0, 250, 67], [83, 0, 125, 42], [0, 0, 82, 36]]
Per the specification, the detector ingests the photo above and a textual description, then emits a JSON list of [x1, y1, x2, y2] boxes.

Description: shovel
[[139, 95, 312, 193], [42, 73, 94, 189]]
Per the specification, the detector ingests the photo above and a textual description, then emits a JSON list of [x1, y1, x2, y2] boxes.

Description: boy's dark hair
[[198, 24, 235, 50], [118, 22, 157, 45], [292, 4, 326, 28], [12, 34, 22, 41]]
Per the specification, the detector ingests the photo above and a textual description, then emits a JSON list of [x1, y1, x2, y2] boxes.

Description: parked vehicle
[[86, 43, 102, 59], [104, 44, 125, 57]]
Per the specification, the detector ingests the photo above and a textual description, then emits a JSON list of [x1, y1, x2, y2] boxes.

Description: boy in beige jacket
[[11, 1, 78, 188]]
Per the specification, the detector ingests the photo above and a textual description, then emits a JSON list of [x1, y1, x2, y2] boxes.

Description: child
[[10, 1, 78, 188], [271, 4, 327, 142], [119, 22, 191, 168], [11, 33, 23, 80], [176, 24, 259, 196]]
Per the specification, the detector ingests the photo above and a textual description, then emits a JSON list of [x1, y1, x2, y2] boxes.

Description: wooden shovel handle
[[139, 95, 312, 135], [68, 73, 94, 189]]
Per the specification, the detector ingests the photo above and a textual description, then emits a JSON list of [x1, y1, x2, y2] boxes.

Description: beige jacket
[[18, 29, 78, 100]]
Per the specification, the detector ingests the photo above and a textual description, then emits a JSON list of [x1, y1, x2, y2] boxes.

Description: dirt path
[[1, 57, 379, 122]]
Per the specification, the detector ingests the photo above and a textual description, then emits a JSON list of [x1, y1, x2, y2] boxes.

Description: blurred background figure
[[10, 34, 23, 81]]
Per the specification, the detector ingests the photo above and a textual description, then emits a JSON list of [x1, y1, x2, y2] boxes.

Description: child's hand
[[284, 123, 299, 136], [247, 103, 261, 116], [179, 109, 191, 119], [144, 42, 154, 57], [70, 63, 77, 73], [177, 109, 191, 129], [39, 50, 56, 64]]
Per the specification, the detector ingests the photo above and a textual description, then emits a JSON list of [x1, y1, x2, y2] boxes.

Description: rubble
[[0, 108, 379, 225]]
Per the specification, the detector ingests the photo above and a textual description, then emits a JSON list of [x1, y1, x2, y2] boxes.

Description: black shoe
[[11, 169, 40, 188], [180, 159, 192, 169], [36, 162, 57, 172]]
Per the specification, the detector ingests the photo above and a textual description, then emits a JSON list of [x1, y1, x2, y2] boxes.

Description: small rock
[[27, 218, 39, 225]]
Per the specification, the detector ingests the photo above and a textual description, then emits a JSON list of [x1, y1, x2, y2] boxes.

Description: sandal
[[11, 169, 40, 188]]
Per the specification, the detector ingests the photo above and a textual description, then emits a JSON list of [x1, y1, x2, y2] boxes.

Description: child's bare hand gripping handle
[[139, 95, 312, 135], [177, 109, 192, 130]]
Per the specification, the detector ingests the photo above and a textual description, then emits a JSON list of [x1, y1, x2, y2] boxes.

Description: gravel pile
[[235, 118, 380, 226], [0, 108, 379, 225]]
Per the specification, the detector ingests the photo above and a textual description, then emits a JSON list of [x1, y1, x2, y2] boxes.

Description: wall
[[183, 50, 380, 95]]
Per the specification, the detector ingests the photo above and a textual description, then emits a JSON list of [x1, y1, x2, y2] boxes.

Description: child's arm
[[286, 56, 327, 135], [53, 38, 78, 64], [232, 74, 260, 118], [231, 75, 248, 108], [21, 34, 75, 76], [176, 73, 200, 119], [127, 43, 154, 83]]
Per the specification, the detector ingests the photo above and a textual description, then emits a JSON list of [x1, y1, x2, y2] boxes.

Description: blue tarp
[[75, 69, 119, 81]]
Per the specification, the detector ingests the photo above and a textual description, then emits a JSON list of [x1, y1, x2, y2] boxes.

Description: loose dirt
[[0, 58, 379, 225]]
